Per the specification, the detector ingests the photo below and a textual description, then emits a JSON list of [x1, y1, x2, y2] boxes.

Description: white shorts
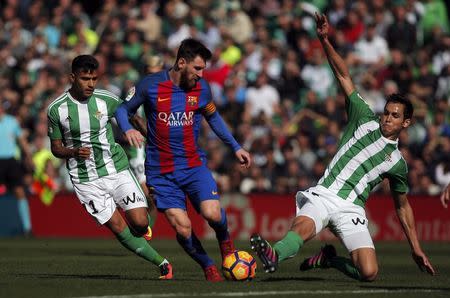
[[73, 169, 148, 225], [129, 155, 146, 184], [296, 185, 374, 252]]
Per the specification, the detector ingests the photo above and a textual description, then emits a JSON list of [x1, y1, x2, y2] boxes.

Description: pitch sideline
[[75, 288, 447, 298]]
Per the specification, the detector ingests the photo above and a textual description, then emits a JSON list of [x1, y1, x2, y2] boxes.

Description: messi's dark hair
[[71, 55, 99, 73], [175, 38, 212, 65], [386, 93, 413, 120]]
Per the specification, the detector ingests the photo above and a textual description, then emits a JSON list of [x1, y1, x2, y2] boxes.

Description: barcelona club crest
[[187, 96, 197, 107]]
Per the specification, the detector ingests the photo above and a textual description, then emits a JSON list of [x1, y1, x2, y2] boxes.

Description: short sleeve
[[47, 107, 62, 140], [387, 159, 409, 194]]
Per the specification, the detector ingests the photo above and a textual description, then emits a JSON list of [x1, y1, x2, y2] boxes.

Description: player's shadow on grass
[[261, 276, 325, 282], [18, 273, 145, 281], [360, 285, 450, 292]]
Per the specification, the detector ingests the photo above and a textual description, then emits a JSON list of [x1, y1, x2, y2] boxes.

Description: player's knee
[[359, 266, 378, 282], [202, 208, 221, 223], [175, 224, 192, 238], [129, 218, 149, 237]]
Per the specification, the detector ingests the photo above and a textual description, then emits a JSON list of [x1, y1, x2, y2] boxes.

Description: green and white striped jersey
[[318, 91, 409, 207], [47, 89, 129, 183]]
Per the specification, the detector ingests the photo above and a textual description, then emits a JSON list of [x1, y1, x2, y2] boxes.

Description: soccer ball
[[222, 250, 256, 281]]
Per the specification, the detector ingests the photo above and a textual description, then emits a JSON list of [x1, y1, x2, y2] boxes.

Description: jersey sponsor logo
[[157, 97, 170, 102], [125, 87, 135, 101], [187, 95, 198, 106], [158, 111, 194, 127], [351, 217, 366, 225], [122, 192, 145, 205]]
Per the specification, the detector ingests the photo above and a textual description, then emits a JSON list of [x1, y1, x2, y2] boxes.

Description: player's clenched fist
[[74, 147, 91, 159]]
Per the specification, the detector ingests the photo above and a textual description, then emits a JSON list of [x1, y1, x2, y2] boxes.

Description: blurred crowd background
[[0, 0, 449, 204]]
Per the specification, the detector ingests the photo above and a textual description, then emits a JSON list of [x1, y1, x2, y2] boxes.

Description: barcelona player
[[115, 38, 251, 281]]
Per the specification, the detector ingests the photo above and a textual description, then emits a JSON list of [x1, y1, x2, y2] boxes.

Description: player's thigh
[[147, 173, 186, 210], [350, 247, 378, 281], [178, 165, 220, 213], [112, 169, 148, 212], [330, 205, 375, 253], [73, 178, 116, 225], [104, 209, 128, 234], [295, 191, 330, 237]]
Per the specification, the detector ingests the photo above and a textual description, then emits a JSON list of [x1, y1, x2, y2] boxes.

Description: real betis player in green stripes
[[251, 13, 436, 281], [47, 55, 173, 279]]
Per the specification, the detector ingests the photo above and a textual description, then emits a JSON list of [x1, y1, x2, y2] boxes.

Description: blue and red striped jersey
[[118, 70, 227, 174]]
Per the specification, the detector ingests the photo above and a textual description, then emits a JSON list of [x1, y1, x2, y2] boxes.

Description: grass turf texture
[[1, 239, 449, 298]]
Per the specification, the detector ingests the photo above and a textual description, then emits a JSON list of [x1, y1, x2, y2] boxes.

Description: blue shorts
[[147, 164, 220, 212]]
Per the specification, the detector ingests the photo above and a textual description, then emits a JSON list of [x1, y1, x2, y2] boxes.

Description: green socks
[[116, 226, 164, 266], [148, 214, 156, 229], [274, 231, 304, 262], [329, 256, 361, 280]]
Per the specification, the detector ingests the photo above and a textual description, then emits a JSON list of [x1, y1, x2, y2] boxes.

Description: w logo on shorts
[[351, 217, 366, 225], [123, 192, 145, 205]]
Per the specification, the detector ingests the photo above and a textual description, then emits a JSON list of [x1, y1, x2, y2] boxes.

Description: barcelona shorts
[[147, 164, 220, 212]]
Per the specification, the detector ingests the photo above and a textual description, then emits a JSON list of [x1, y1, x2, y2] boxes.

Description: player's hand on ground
[[315, 12, 329, 39], [74, 147, 91, 159], [125, 129, 145, 148], [412, 250, 436, 276], [235, 148, 251, 168], [440, 184, 449, 208]]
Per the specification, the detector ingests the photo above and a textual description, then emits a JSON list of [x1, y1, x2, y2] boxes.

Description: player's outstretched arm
[[315, 12, 355, 97], [392, 192, 436, 275], [440, 184, 449, 208]]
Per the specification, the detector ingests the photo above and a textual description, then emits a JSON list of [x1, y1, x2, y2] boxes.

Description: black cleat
[[250, 233, 278, 273], [299, 244, 337, 271]]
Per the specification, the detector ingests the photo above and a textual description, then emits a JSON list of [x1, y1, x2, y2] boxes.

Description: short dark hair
[[175, 38, 212, 64], [386, 93, 414, 119], [71, 55, 99, 74]]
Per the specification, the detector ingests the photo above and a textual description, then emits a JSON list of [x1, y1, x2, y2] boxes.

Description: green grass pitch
[[1, 238, 449, 298]]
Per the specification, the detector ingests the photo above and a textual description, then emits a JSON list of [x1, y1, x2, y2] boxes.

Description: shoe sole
[[250, 234, 277, 273]]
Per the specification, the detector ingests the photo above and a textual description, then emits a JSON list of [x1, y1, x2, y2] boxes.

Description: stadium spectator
[[386, 0, 417, 53], [245, 71, 280, 119], [47, 55, 172, 279], [0, 0, 448, 203]]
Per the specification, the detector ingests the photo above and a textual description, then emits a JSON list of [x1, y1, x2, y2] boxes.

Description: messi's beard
[[179, 69, 195, 91]]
